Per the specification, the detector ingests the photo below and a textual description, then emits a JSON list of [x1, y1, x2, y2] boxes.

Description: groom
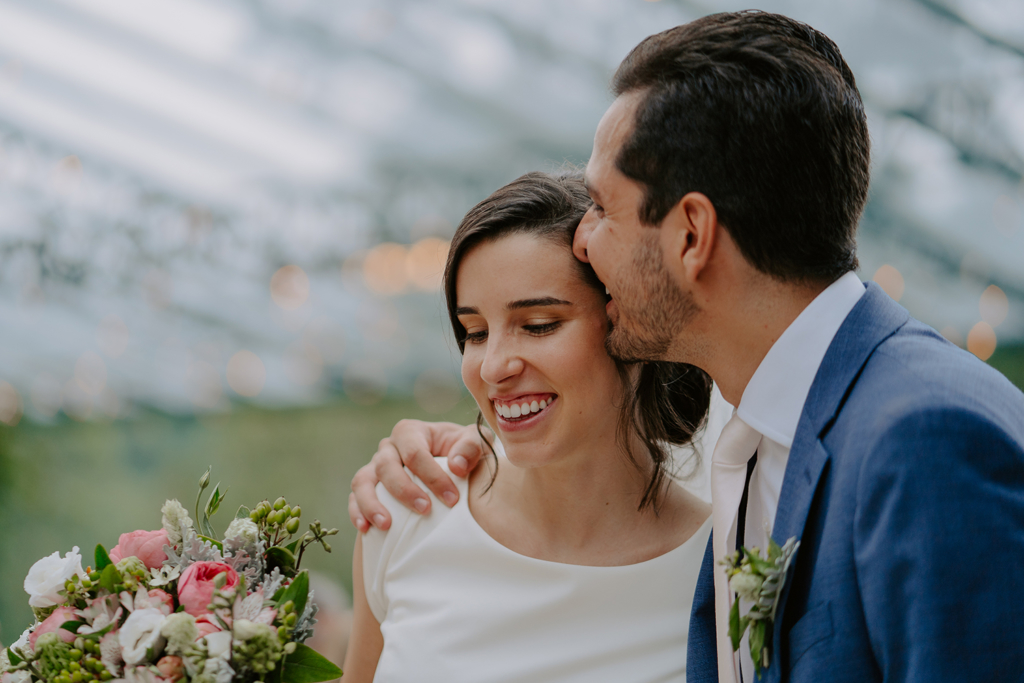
[[349, 11, 1024, 682]]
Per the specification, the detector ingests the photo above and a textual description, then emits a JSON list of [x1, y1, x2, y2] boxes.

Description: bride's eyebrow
[[507, 297, 571, 310], [455, 298, 572, 317]]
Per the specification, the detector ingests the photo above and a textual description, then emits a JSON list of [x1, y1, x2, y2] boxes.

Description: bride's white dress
[[362, 460, 713, 682]]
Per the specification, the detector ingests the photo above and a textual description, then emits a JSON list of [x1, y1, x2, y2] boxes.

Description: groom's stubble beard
[[605, 228, 697, 363]]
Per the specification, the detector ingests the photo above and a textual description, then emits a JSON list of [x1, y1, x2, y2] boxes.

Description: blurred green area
[[0, 396, 477, 645], [1, 346, 1021, 645]]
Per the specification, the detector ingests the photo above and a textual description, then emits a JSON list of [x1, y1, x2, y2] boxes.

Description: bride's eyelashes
[[461, 321, 562, 345]]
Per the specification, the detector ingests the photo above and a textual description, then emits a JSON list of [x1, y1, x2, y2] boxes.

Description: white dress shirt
[[727, 271, 865, 682]]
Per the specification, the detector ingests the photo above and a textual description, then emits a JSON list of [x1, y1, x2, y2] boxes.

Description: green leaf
[[198, 535, 224, 553], [7, 646, 23, 665], [728, 598, 742, 650], [749, 620, 766, 677], [743, 547, 774, 575], [94, 544, 112, 571], [266, 546, 297, 578], [59, 621, 86, 636], [277, 569, 309, 620], [99, 564, 120, 593], [235, 505, 251, 520], [279, 643, 342, 683], [767, 536, 782, 562], [195, 468, 212, 536], [285, 538, 301, 555]]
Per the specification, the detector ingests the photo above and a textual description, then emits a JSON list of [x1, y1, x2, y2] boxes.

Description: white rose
[[24, 546, 84, 608], [729, 571, 765, 602], [202, 631, 233, 660], [4, 671, 31, 683], [11, 627, 33, 658], [119, 608, 166, 666], [224, 518, 258, 545]]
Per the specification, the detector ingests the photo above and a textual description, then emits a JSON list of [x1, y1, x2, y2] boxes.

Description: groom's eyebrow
[[507, 297, 572, 310]]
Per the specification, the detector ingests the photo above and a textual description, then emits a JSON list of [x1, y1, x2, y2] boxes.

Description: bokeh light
[[75, 351, 107, 395], [872, 264, 905, 302], [0, 381, 23, 426], [187, 360, 224, 409], [363, 243, 408, 295], [979, 285, 1009, 327], [96, 314, 130, 358], [226, 350, 266, 397], [406, 238, 449, 291], [413, 369, 463, 414], [271, 265, 311, 310], [967, 321, 997, 361]]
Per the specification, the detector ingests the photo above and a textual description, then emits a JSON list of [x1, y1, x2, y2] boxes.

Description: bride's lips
[[491, 394, 557, 433]]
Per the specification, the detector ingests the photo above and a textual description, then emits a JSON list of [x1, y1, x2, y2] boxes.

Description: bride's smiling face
[[456, 232, 625, 467]]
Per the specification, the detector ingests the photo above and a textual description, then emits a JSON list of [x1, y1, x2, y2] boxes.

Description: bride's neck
[[471, 437, 658, 554]]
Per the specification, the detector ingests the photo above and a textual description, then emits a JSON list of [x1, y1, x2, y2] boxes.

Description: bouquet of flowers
[[1, 470, 342, 683]]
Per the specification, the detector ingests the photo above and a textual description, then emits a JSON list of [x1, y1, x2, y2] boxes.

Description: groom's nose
[[573, 207, 595, 263]]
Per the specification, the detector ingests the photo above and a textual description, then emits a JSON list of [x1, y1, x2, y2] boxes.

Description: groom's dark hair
[[612, 11, 868, 282]]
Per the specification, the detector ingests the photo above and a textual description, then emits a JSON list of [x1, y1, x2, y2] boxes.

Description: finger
[[447, 426, 486, 478], [375, 437, 433, 515], [348, 492, 370, 533], [402, 441, 460, 508], [351, 462, 393, 530]]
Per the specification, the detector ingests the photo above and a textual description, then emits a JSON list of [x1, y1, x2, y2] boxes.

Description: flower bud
[[286, 518, 300, 534], [281, 600, 294, 614], [213, 572, 228, 589], [273, 497, 286, 511], [284, 613, 297, 627], [290, 506, 301, 518], [280, 504, 291, 517]]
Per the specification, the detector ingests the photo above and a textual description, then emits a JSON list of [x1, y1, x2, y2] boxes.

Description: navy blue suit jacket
[[687, 283, 1024, 682]]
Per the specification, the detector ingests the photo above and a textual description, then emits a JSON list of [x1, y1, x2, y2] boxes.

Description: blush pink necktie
[[710, 413, 762, 683]]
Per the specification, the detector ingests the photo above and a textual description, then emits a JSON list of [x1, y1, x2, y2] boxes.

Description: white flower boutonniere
[[720, 536, 801, 677]]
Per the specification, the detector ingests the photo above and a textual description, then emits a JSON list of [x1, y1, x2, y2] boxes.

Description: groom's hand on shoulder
[[349, 420, 485, 532]]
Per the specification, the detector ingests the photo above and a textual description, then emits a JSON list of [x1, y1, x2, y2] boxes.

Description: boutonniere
[[720, 536, 801, 677]]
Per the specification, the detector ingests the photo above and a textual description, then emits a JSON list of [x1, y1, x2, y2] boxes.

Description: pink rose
[[108, 530, 169, 570], [195, 614, 222, 638], [148, 589, 175, 614], [30, 605, 79, 649], [156, 656, 185, 682], [176, 562, 238, 616]]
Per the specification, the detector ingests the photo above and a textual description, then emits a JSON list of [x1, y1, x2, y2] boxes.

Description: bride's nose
[[480, 335, 525, 385]]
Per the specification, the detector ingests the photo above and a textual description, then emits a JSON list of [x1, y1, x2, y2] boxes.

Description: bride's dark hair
[[443, 170, 712, 512]]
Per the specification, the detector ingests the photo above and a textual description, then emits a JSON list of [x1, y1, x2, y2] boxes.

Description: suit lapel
[[768, 283, 910, 669]]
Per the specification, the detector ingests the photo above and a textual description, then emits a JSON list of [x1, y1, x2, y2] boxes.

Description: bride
[[342, 171, 713, 682]]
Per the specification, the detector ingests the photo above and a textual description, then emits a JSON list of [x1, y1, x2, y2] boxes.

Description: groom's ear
[[662, 192, 718, 285]]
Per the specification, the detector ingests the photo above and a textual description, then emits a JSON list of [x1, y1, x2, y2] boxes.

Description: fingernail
[[356, 516, 366, 529], [443, 491, 458, 507], [373, 514, 387, 527], [452, 455, 468, 471], [413, 498, 429, 513]]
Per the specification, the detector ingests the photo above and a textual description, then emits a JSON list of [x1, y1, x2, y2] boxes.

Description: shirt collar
[[735, 271, 866, 448]]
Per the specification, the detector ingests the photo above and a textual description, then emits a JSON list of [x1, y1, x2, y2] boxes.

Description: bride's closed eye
[[523, 321, 561, 336]]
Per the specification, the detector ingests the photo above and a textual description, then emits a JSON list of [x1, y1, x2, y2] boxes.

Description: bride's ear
[[662, 192, 718, 285]]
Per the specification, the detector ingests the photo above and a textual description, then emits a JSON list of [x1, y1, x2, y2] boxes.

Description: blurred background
[[1, 0, 1023, 663]]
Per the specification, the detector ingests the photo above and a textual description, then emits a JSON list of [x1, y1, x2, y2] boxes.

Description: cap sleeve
[[361, 481, 414, 623]]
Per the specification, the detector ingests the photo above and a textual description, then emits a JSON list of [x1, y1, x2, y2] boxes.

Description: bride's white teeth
[[510, 404, 522, 418], [530, 400, 539, 412], [498, 404, 510, 418], [520, 402, 530, 415], [539, 399, 547, 409], [605, 287, 610, 295]]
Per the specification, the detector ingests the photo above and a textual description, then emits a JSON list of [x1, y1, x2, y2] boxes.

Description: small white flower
[[223, 518, 259, 545], [231, 619, 273, 643], [148, 564, 181, 588], [3, 671, 31, 683], [99, 631, 123, 676], [123, 665, 159, 683], [200, 656, 235, 683], [161, 499, 193, 546], [119, 608, 167, 666], [24, 546, 84, 608], [730, 571, 765, 602], [10, 627, 34, 659]]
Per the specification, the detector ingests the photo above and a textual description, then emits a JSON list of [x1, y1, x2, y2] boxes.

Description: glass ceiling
[[0, 0, 1021, 419]]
